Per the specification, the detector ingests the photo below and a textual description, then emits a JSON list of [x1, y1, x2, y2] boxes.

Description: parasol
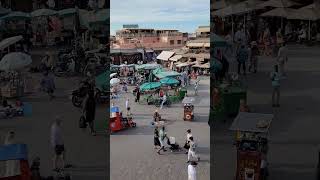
[[0, 52, 32, 71]]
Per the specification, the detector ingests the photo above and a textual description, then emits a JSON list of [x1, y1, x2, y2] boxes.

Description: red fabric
[[20, 160, 31, 180]]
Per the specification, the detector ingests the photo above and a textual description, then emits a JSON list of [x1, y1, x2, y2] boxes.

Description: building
[[113, 27, 189, 50]]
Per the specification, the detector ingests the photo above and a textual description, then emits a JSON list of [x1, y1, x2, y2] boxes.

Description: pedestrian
[[82, 89, 96, 136], [188, 161, 197, 180], [249, 41, 259, 73], [40, 72, 55, 100], [154, 127, 161, 149], [160, 93, 167, 109], [4, 131, 19, 177], [236, 45, 249, 75], [136, 89, 141, 103], [225, 31, 233, 55], [50, 116, 71, 171], [270, 65, 281, 107], [194, 81, 199, 96], [187, 136, 200, 163], [125, 98, 130, 111], [184, 129, 193, 154], [157, 126, 167, 154], [276, 41, 288, 77]]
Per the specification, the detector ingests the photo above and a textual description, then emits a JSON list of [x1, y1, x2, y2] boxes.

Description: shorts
[[54, 145, 65, 155]]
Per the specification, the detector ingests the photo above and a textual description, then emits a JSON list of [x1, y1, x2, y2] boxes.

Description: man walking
[[125, 98, 130, 112], [187, 137, 200, 163], [184, 129, 193, 154], [194, 79, 199, 96], [236, 45, 249, 75], [82, 89, 96, 136], [40, 72, 55, 100], [50, 116, 71, 171], [270, 65, 281, 107], [277, 41, 288, 77], [188, 161, 197, 180], [160, 94, 167, 109]]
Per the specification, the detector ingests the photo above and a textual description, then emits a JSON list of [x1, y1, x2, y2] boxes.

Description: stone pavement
[[212, 45, 320, 180], [110, 77, 210, 180], [0, 48, 108, 179]]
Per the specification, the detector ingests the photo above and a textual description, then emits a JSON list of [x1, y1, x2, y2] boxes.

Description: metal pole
[[309, 20, 311, 41]]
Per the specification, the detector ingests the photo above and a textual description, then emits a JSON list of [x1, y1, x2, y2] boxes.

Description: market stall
[[0, 52, 32, 98]]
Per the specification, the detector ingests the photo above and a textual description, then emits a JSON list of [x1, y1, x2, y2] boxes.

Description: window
[[170, 40, 174, 45], [177, 40, 182, 44]]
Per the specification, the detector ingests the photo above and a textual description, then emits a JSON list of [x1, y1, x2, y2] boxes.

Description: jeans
[[160, 99, 166, 109], [272, 86, 280, 105], [238, 62, 246, 74]]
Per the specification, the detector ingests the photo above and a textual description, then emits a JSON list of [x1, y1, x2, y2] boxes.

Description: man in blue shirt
[[270, 65, 280, 107], [236, 45, 249, 75]]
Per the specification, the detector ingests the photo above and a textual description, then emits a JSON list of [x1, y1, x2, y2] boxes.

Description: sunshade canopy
[[0, 52, 32, 71], [229, 112, 273, 133], [96, 71, 108, 89], [0, 11, 30, 20], [58, 8, 76, 17], [140, 82, 161, 91], [169, 55, 183, 61], [154, 71, 181, 79], [257, 0, 301, 8], [260, 7, 299, 18], [0, 7, 11, 15], [156, 51, 175, 61], [160, 77, 179, 85], [31, 9, 58, 17], [0, 35, 23, 51], [212, 0, 264, 17], [135, 64, 161, 70]]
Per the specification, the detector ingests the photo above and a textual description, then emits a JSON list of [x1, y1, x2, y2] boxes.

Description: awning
[[176, 62, 190, 67], [156, 51, 175, 61], [204, 43, 210, 48], [169, 55, 183, 61], [187, 42, 204, 47], [0, 36, 23, 51], [193, 63, 210, 69], [182, 53, 210, 59]]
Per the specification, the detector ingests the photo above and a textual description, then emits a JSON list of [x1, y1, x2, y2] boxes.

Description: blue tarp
[[0, 144, 28, 161], [110, 106, 120, 113]]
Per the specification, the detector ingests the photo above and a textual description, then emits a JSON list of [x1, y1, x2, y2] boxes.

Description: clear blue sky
[[110, 0, 210, 35]]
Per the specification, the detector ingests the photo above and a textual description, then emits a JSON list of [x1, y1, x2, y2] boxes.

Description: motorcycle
[[71, 80, 93, 107]]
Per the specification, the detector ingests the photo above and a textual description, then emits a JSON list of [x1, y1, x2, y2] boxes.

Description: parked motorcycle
[[71, 80, 94, 107]]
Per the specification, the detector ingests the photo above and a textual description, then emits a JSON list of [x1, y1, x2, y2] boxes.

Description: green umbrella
[[160, 77, 179, 85], [31, 9, 58, 17], [95, 71, 109, 90], [58, 8, 76, 17], [140, 82, 161, 92], [152, 68, 164, 75], [155, 71, 181, 79], [0, 11, 30, 21], [212, 34, 227, 47]]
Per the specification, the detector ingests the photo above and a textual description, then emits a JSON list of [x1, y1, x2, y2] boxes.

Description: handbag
[[79, 115, 87, 128]]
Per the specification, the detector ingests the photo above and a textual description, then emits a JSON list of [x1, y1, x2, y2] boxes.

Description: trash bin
[[220, 86, 246, 116]]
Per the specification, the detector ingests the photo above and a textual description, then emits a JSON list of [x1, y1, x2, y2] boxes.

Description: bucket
[[22, 102, 32, 117]]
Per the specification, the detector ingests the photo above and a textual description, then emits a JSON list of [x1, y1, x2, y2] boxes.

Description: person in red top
[[159, 89, 164, 97]]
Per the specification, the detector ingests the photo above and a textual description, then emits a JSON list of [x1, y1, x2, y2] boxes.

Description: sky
[[110, 0, 210, 35]]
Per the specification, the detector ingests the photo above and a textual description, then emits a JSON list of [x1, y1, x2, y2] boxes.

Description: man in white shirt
[[188, 161, 197, 180], [277, 42, 288, 77], [160, 94, 167, 109], [51, 116, 65, 171], [185, 129, 193, 154], [187, 137, 200, 163], [125, 98, 130, 111]]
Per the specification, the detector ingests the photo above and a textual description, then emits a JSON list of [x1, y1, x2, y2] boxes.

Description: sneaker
[[157, 151, 161, 155], [186, 161, 190, 163]]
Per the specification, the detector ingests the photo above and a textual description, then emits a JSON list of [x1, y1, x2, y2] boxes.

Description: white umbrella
[[31, 9, 58, 17], [110, 73, 117, 78], [110, 78, 120, 86], [0, 52, 32, 71], [0, 35, 23, 51], [260, 7, 298, 18]]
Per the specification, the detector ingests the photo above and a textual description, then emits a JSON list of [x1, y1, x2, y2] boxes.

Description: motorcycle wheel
[[72, 95, 82, 107]]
